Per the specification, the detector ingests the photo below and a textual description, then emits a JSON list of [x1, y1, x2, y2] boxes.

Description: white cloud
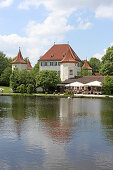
[[93, 53, 103, 60], [77, 17, 92, 30], [0, 10, 74, 65], [95, 5, 113, 19], [0, 0, 13, 8], [18, 0, 113, 11], [93, 49, 106, 60], [1, 0, 113, 66], [18, 0, 113, 20]]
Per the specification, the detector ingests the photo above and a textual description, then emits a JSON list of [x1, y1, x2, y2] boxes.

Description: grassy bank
[[0, 87, 113, 99], [0, 86, 11, 93]]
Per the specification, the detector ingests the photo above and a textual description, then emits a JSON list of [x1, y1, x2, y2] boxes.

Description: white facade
[[12, 63, 27, 71], [39, 61, 81, 81], [39, 61, 60, 74], [60, 62, 81, 81]]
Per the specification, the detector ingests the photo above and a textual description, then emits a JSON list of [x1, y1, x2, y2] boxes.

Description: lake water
[[0, 96, 113, 170]]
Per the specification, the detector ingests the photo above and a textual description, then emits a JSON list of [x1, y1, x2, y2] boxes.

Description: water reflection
[[101, 99, 113, 144], [0, 96, 113, 170]]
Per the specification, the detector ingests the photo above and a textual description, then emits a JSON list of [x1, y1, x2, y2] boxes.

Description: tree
[[17, 84, 26, 93], [0, 67, 12, 86], [100, 46, 113, 75], [10, 68, 36, 93], [79, 67, 92, 76], [102, 76, 113, 95], [36, 70, 61, 92], [27, 84, 34, 94], [100, 61, 113, 76], [10, 68, 20, 92], [0, 51, 12, 76], [32, 62, 39, 75], [81, 60, 85, 67], [89, 57, 101, 72]]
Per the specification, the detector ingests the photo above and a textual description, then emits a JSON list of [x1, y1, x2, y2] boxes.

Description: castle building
[[82, 59, 92, 73], [39, 44, 82, 81], [12, 49, 32, 71], [27, 59, 32, 71]]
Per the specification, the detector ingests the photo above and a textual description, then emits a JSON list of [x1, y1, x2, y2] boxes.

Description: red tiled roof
[[82, 59, 92, 70], [39, 44, 81, 63], [93, 72, 101, 76], [27, 59, 32, 70], [63, 76, 106, 84], [12, 49, 27, 64], [60, 46, 78, 63]]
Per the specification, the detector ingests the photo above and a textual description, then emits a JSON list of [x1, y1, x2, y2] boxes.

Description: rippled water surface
[[0, 96, 113, 170]]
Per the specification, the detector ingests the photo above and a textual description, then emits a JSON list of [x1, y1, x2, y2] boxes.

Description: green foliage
[[10, 68, 36, 93], [79, 67, 92, 76], [17, 84, 26, 93], [100, 46, 113, 75], [102, 76, 113, 95], [0, 86, 11, 93], [27, 84, 34, 94], [36, 70, 61, 92], [0, 67, 12, 86], [10, 68, 20, 92], [0, 51, 12, 76], [100, 61, 113, 76], [81, 60, 85, 67], [33, 62, 39, 75], [89, 57, 101, 72]]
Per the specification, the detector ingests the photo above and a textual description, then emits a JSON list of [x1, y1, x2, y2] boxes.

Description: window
[[69, 70, 73, 75], [58, 62, 60, 66], [53, 62, 57, 66], [77, 63, 79, 67], [47, 62, 51, 66], [51, 55, 54, 58], [41, 62, 47, 66]]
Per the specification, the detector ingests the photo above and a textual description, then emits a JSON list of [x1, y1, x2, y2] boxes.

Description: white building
[[39, 44, 82, 81]]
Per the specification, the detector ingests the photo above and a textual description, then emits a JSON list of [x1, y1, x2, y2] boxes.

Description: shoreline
[[0, 93, 113, 99]]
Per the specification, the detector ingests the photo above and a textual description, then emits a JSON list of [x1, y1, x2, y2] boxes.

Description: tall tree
[[0, 51, 12, 76], [10, 68, 36, 93], [100, 46, 113, 75], [0, 67, 12, 86], [89, 57, 101, 72], [102, 76, 113, 95], [36, 70, 61, 92], [32, 62, 39, 75]]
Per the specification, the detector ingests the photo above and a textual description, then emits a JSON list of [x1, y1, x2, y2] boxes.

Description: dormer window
[[51, 55, 54, 58], [62, 53, 66, 58]]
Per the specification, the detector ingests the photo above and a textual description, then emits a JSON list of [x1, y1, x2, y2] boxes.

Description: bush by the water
[[102, 76, 113, 95], [10, 68, 36, 93], [17, 84, 26, 93], [27, 84, 34, 94]]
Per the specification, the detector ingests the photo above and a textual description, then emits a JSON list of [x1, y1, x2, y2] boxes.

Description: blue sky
[[0, 0, 113, 66]]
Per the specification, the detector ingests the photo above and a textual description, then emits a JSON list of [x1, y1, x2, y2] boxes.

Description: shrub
[[27, 84, 34, 94], [17, 84, 26, 94], [102, 76, 113, 95]]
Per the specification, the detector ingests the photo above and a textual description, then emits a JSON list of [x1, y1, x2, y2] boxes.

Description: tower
[[12, 49, 27, 71]]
